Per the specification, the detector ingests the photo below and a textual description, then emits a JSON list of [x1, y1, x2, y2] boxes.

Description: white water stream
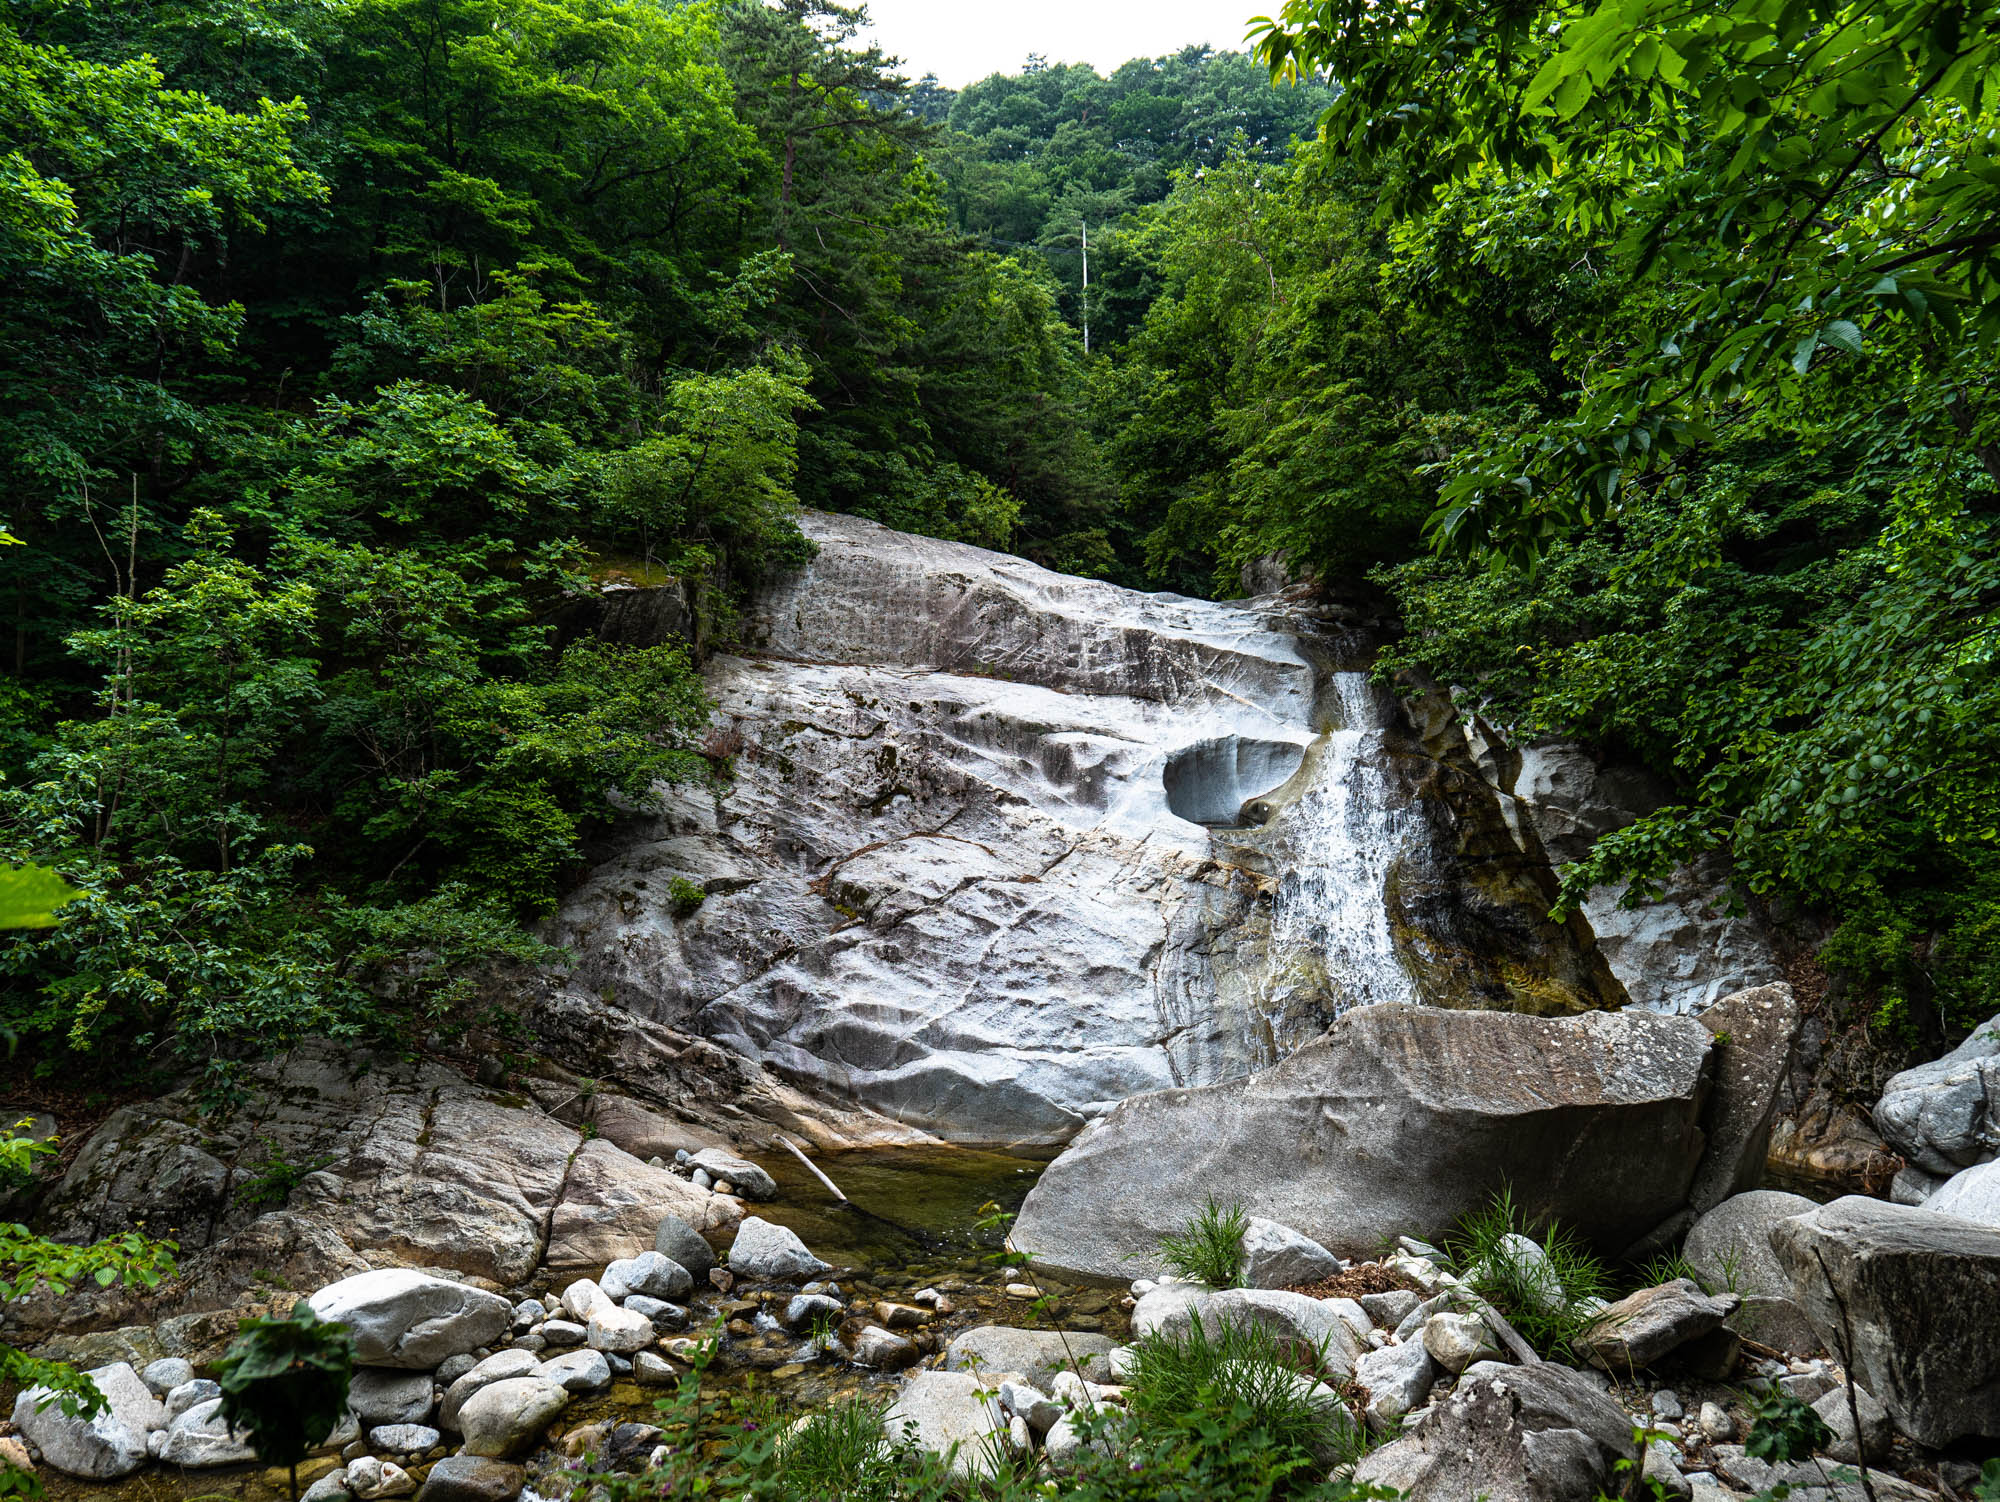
[[1255, 671, 1415, 1031]]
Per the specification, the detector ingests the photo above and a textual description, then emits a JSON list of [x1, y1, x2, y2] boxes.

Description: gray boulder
[[369, 1423, 442, 1455], [1683, 1191, 1820, 1355], [623, 1293, 688, 1331], [727, 1216, 829, 1280], [415, 1454, 526, 1502], [1013, 1004, 1716, 1280], [140, 1357, 194, 1397], [852, 1326, 920, 1370], [348, 1368, 435, 1426], [440, 1350, 540, 1431], [156, 1396, 257, 1467], [942, 1327, 1117, 1389], [164, 1378, 220, 1420], [533, 1349, 613, 1394], [12, 1361, 161, 1479], [1812, 1384, 1892, 1465], [1873, 1015, 2000, 1175], [687, 1148, 778, 1201], [1576, 1279, 1740, 1373], [1772, 1194, 2000, 1445], [585, 1302, 655, 1353], [783, 1292, 843, 1331], [1690, 984, 1802, 1214], [601, 1250, 692, 1301], [1353, 1360, 1642, 1501], [1239, 1216, 1344, 1289], [653, 1213, 716, 1277], [1925, 1156, 2000, 1225], [308, 1269, 513, 1369], [1423, 1311, 1502, 1374], [1355, 1338, 1437, 1431], [883, 1370, 1018, 1481], [455, 1377, 571, 1459]]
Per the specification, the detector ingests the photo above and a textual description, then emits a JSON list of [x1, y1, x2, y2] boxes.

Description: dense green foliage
[[215, 1303, 357, 1478]]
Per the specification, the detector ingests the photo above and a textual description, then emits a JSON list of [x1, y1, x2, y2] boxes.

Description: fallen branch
[[776, 1134, 847, 1202]]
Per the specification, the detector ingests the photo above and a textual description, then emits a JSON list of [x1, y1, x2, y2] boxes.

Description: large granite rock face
[[550, 514, 1633, 1147], [1771, 1195, 2000, 1445], [1502, 744, 1784, 1015], [1012, 1003, 1717, 1280], [34, 1042, 742, 1320]]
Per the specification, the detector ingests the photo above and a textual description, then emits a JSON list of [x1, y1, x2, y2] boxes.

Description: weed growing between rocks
[[1445, 1188, 1610, 1360], [586, 1320, 1401, 1501], [1156, 1198, 1248, 1289], [1121, 1319, 1345, 1464]]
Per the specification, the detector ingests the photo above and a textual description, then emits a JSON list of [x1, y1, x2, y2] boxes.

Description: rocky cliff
[[547, 514, 1756, 1146]]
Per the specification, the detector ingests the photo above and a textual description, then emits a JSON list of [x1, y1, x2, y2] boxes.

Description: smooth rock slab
[[455, 1377, 571, 1459], [1353, 1360, 1640, 1502], [942, 1326, 1119, 1389], [12, 1362, 162, 1479], [1772, 1195, 2000, 1445], [1689, 984, 1802, 1214], [1239, 1216, 1344, 1289], [727, 1216, 829, 1280], [1014, 1003, 1715, 1280], [1925, 1157, 2000, 1226], [308, 1270, 512, 1370]]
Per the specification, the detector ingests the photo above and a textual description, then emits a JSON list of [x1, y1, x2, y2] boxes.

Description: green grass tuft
[[1157, 1196, 1249, 1288], [1123, 1313, 1352, 1463], [1445, 1186, 1611, 1360], [773, 1396, 900, 1499]]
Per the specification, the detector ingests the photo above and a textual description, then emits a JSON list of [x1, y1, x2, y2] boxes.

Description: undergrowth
[[1156, 1197, 1248, 1288], [1445, 1187, 1610, 1360]]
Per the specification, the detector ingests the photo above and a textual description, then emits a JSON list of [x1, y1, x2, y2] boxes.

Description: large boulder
[[1872, 1015, 2000, 1175], [727, 1216, 829, 1280], [1013, 1003, 1716, 1279], [1688, 984, 1801, 1214], [1683, 1191, 1819, 1354], [455, 1378, 571, 1459], [1130, 1288, 1364, 1379], [11, 1362, 161, 1479], [308, 1270, 513, 1369], [1771, 1195, 2000, 1445], [1352, 1360, 1642, 1501], [545, 1138, 740, 1268]]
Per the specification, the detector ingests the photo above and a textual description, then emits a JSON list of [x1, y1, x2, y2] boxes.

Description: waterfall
[[1256, 671, 1415, 1034]]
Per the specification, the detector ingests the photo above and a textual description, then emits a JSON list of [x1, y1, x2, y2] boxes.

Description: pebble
[[539, 1320, 586, 1346], [369, 1425, 441, 1454], [1652, 1390, 1685, 1421], [1005, 1283, 1037, 1299], [1699, 1401, 1735, 1440], [437, 1354, 479, 1384]]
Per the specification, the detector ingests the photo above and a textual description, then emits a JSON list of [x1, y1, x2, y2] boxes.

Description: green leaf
[[0, 867, 84, 930]]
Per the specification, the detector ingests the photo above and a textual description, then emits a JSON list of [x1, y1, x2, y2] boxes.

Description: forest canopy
[[2, 0, 1997, 1087]]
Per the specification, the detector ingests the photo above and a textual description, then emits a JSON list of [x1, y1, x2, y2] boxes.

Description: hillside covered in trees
[[3, 0, 1998, 1104]]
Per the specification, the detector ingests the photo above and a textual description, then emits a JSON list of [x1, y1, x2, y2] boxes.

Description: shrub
[[215, 1302, 355, 1497], [1157, 1197, 1248, 1289], [1445, 1188, 1609, 1359], [1123, 1315, 1351, 1468]]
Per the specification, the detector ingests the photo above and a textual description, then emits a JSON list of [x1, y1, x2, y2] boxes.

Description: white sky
[[859, 1, 1267, 87]]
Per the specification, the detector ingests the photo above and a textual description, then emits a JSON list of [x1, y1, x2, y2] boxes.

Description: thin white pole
[[1081, 220, 1090, 354]]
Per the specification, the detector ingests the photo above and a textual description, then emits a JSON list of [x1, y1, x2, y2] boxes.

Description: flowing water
[[1255, 670, 1415, 1030]]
